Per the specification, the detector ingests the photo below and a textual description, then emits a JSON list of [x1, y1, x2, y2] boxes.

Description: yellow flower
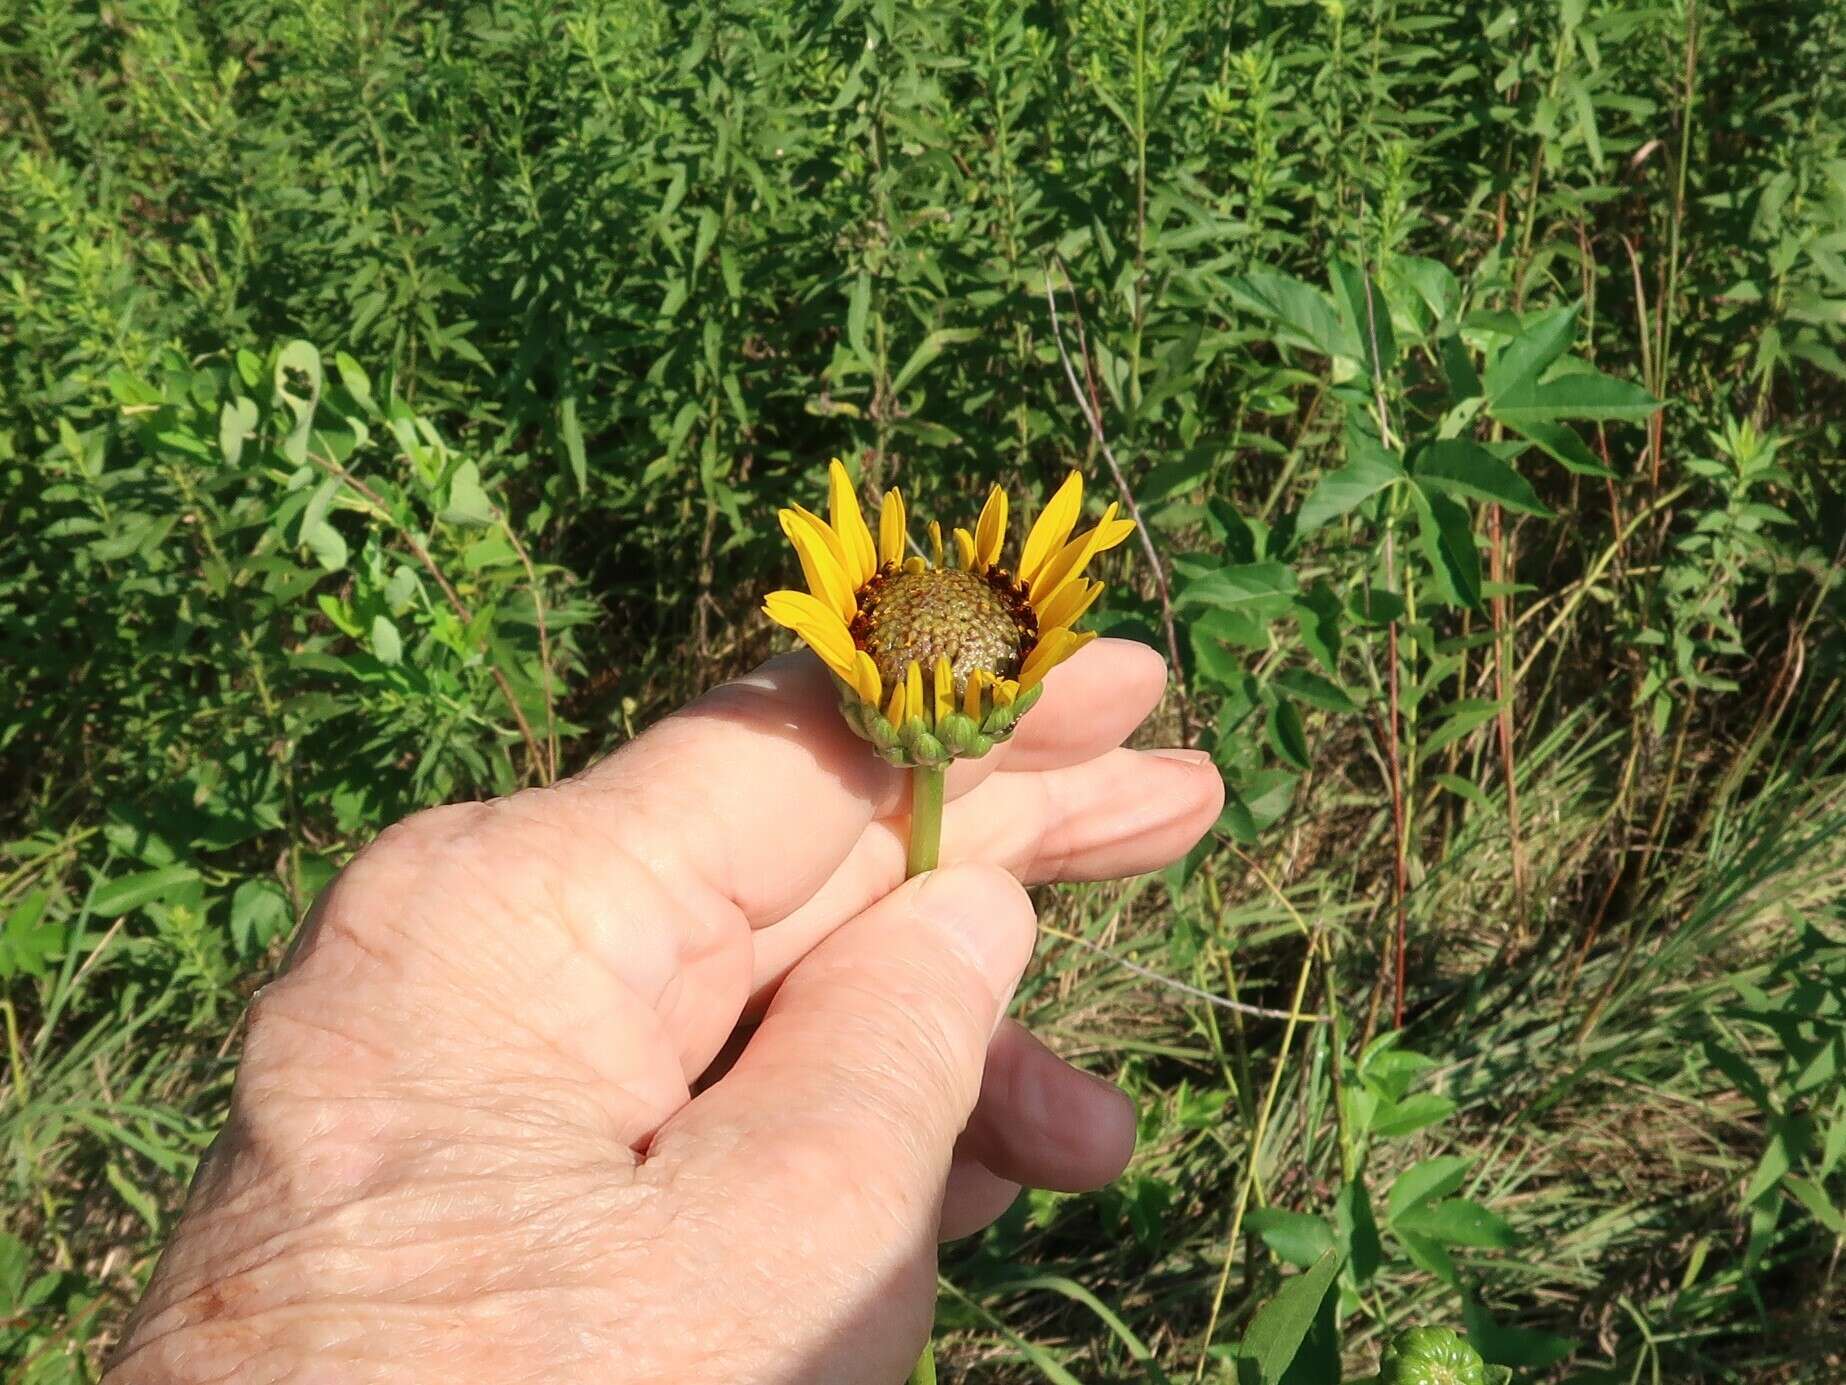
[[763, 460, 1135, 766]]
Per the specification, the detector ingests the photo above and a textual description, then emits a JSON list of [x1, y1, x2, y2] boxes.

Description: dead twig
[[1042, 257, 1196, 744]]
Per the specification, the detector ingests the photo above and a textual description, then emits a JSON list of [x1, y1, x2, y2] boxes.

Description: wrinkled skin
[[108, 640, 1221, 1385]]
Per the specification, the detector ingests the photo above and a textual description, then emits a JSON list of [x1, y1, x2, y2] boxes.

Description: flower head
[[764, 461, 1135, 766]]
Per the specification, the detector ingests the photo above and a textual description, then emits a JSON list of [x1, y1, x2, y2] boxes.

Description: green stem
[[907, 763, 946, 878], [905, 760, 948, 1385]]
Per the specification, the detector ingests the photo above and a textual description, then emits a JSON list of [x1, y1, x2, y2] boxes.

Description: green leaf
[[1483, 303, 1580, 401], [93, 865, 199, 918], [1238, 1246, 1344, 1385], [559, 395, 587, 492], [1174, 562, 1297, 616], [1388, 1156, 1475, 1221], [1459, 1298, 1574, 1369], [1296, 451, 1405, 535], [1393, 1197, 1517, 1249], [1330, 259, 1396, 375], [371, 614, 403, 666], [1371, 1092, 1457, 1139], [1266, 698, 1311, 771], [219, 397, 259, 467], [443, 461, 496, 526], [1412, 440, 1551, 516], [1246, 1208, 1336, 1269], [891, 328, 980, 394], [1508, 418, 1615, 477], [1228, 271, 1360, 362], [1336, 1177, 1384, 1288], [1410, 486, 1482, 611], [1397, 1230, 1460, 1288], [1489, 370, 1660, 426], [1275, 668, 1358, 713]]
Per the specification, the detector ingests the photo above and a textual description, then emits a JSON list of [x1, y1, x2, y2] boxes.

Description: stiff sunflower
[[763, 460, 1135, 767]]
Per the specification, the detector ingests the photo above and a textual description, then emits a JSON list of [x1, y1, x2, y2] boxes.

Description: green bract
[[836, 678, 1044, 768], [1377, 1326, 1488, 1385]]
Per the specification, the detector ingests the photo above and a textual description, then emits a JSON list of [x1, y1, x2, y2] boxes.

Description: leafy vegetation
[[5, 0, 1846, 1378]]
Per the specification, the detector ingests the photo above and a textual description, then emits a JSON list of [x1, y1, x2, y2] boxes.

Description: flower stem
[[907, 763, 946, 878], [905, 761, 948, 1385]]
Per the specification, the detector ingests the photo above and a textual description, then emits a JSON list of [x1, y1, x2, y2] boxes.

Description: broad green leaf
[[1336, 1177, 1384, 1288], [443, 461, 496, 525], [1412, 440, 1551, 516], [219, 397, 258, 467], [1296, 450, 1404, 535], [1275, 668, 1358, 713], [1266, 698, 1311, 770], [1411, 485, 1482, 612], [1174, 561, 1297, 616], [1510, 417, 1616, 477], [1246, 1208, 1336, 1269], [1371, 1091, 1457, 1139], [1228, 272, 1360, 363], [1397, 1229, 1460, 1287], [371, 614, 403, 666], [1394, 1197, 1517, 1249], [1388, 1156, 1475, 1221], [1483, 303, 1579, 401], [1238, 1246, 1344, 1385], [891, 328, 980, 394], [93, 865, 199, 918], [1489, 369, 1660, 426], [1460, 1298, 1574, 1369], [1330, 259, 1396, 375]]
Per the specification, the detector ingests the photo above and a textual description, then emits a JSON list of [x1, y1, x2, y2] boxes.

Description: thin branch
[[1040, 922, 1329, 1023], [1042, 259, 1196, 743]]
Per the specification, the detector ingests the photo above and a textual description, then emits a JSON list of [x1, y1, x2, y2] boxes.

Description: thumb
[[647, 863, 1034, 1361]]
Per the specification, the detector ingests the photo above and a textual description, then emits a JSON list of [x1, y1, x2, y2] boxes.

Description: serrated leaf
[[1483, 303, 1580, 400], [1411, 485, 1482, 611], [1490, 369, 1661, 425], [1296, 451, 1404, 535], [1175, 561, 1297, 616], [1412, 439, 1551, 516]]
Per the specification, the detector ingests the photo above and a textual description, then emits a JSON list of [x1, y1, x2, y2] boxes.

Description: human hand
[[109, 640, 1222, 1384]]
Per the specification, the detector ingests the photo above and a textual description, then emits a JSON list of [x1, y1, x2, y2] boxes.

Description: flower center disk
[[856, 568, 1024, 694]]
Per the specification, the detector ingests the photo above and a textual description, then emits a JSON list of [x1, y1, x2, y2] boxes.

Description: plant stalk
[[906, 761, 948, 1384]]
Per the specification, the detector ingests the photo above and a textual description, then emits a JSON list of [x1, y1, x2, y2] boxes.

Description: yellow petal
[[1019, 627, 1096, 692], [1018, 471, 1083, 586], [763, 591, 857, 679], [780, 509, 857, 622], [788, 503, 853, 584], [1037, 577, 1103, 633], [903, 555, 927, 574], [933, 655, 953, 726], [828, 458, 877, 586], [878, 489, 908, 568], [853, 650, 882, 708], [905, 661, 924, 725], [962, 668, 986, 720], [993, 678, 1018, 707], [952, 527, 976, 571], [885, 680, 906, 728], [927, 520, 944, 568], [1031, 501, 1124, 607], [974, 486, 1008, 572]]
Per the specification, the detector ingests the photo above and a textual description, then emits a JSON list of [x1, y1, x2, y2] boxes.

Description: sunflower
[[763, 460, 1135, 767]]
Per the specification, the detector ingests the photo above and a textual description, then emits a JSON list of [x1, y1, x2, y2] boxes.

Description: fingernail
[[1147, 747, 1212, 766], [915, 865, 1035, 1012]]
